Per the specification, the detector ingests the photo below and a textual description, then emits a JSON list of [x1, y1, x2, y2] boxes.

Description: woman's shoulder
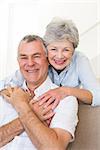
[[73, 51, 89, 63]]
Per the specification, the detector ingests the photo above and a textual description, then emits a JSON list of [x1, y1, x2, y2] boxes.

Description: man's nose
[[28, 58, 35, 66]]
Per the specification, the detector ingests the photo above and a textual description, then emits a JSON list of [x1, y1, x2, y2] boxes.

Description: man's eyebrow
[[18, 53, 41, 57], [33, 52, 41, 55], [18, 53, 26, 57], [19, 54, 26, 56]]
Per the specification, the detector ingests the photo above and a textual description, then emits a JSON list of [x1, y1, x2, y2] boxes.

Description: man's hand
[[0, 87, 13, 102], [0, 87, 54, 126], [0, 87, 31, 106]]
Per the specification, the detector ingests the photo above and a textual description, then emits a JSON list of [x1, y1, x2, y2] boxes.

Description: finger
[[0, 89, 10, 96], [25, 91, 32, 99], [39, 95, 51, 105], [38, 93, 48, 100], [43, 121, 48, 127], [43, 111, 55, 120], [43, 97, 55, 108], [17, 88, 30, 98], [38, 95, 45, 100], [42, 104, 53, 115], [13, 87, 19, 90], [7, 87, 14, 95], [52, 99, 60, 110], [1, 94, 10, 102], [46, 119, 51, 126], [29, 99, 37, 105]]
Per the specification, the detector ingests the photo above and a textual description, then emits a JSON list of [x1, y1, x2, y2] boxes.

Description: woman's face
[[47, 40, 74, 70]]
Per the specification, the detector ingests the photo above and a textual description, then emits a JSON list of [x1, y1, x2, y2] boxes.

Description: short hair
[[18, 34, 47, 55], [19, 34, 46, 47], [44, 17, 79, 48]]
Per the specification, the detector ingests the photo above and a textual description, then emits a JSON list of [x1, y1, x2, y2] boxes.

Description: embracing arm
[[0, 103, 52, 148], [0, 118, 24, 148], [38, 55, 99, 106], [16, 101, 71, 150], [6, 87, 71, 150], [60, 86, 92, 104], [0, 88, 54, 148], [0, 88, 24, 147], [38, 86, 92, 110]]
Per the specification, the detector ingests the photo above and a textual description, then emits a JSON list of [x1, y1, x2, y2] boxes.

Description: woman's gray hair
[[43, 17, 79, 48]]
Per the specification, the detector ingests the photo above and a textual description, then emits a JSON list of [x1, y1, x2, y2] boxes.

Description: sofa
[[67, 78, 100, 150], [68, 103, 100, 150]]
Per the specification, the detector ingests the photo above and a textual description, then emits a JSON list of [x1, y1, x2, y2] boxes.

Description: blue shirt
[[0, 51, 100, 106]]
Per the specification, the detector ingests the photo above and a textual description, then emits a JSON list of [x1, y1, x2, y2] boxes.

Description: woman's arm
[[60, 86, 92, 104], [38, 86, 92, 110], [38, 54, 99, 107]]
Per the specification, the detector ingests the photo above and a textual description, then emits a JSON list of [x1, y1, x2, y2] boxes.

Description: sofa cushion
[[68, 104, 100, 150]]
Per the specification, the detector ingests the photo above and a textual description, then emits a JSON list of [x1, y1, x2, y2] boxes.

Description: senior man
[[0, 35, 78, 150]]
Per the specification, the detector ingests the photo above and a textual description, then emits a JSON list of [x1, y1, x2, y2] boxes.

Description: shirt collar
[[22, 76, 53, 98], [50, 64, 70, 76]]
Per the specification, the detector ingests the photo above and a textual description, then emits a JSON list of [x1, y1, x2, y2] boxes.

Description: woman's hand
[[29, 99, 55, 126], [38, 87, 67, 110]]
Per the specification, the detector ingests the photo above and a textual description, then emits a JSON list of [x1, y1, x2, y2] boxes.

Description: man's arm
[[16, 101, 71, 150], [0, 118, 24, 148], [1, 87, 74, 149], [18, 95, 78, 150], [0, 103, 51, 148], [0, 88, 54, 148], [9, 88, 72, 150]]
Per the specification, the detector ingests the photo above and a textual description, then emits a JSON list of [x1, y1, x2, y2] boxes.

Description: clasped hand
[[0, 87, 55, 126]]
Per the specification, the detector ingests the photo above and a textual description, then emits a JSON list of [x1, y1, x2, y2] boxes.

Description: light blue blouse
[[0, 51, 100, 106]]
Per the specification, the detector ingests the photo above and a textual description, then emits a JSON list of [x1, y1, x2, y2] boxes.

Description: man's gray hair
[[44, 17, 79, 48], [20, 34, 46, 47], [18, 34, 47, 55]]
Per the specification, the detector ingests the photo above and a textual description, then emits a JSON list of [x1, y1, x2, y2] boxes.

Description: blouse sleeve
[[76, 53, 100, 106], [0, 70, 24, 89]]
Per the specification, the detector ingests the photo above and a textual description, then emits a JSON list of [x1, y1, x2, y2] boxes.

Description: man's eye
[[34, 55, 40, 58], [50, 48, 56, 51]]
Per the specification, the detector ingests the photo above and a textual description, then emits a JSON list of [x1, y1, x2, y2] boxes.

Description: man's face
[[18, 40, 48, 89]]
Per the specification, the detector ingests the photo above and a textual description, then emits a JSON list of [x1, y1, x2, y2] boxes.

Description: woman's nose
[[57, 51, 63, 58]]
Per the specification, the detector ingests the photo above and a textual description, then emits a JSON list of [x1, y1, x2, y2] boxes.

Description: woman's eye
[[64, 48, 70, 51]]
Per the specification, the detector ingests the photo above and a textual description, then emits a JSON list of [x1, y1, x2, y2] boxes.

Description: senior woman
[[1, 17, 100, 108], [38, 18, 100, 108]]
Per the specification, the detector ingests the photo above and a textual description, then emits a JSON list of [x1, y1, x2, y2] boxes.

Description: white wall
[[0, 0, 100, 79]]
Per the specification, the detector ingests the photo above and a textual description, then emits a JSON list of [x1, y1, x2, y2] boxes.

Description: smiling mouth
[[54, 60, 66, 65], [26, 69, 39, 73]]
